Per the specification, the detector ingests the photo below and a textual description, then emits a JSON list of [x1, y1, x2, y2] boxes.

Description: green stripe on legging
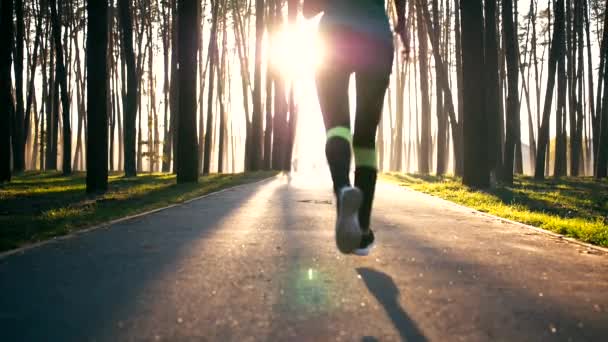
[[354, 147, 377, 169], [326, 126, 352, 144]]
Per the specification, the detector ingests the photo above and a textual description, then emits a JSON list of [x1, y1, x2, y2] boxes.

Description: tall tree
[[568, 0, 583, 176], [169, 0, 179, 173], [272, 1, 288, 171], [13, 0, 25, 172], [50, 0, 72, 175], [249, 0, 265, 170], [420, 0, 462, 177], [284, 0, 299, 171], [24, 0, 44, 167], [416, 0, 431, 174], [161, 0, 172, 172], [86, 0, 109, 193], [176, 0, 199, 182], [431, 0, 447, 175], [461, 0, 489, 187], [0, 0, 15, 182], [453, 0, 464, 176], [596, 0, 608, 178], [484, 0, 501, 180], [502, 0, 520, 184], [203, 0, 219, 175], [118, 0, 137, 177], [554, 0, 568, 177], [535, 0, 566, 180]]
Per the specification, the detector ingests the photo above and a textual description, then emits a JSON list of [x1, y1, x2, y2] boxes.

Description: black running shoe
[[335, 186, 363, 254], [353, 229, 375, 256]]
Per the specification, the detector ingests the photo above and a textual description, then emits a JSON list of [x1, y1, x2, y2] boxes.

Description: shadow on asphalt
[[0, 181, 267, 341], [356, 267, 427, 342]]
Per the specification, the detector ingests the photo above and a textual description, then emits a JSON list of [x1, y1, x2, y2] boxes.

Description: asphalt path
[[1, 174, 606, 341]]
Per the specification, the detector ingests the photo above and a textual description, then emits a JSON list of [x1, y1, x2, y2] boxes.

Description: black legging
[[315, 25, 394, 230]]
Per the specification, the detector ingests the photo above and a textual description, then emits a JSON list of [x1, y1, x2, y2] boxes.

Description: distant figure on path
[[304, 0, 409, 255]]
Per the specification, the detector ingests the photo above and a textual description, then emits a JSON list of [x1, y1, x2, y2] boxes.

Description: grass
[[382, 173, 608, 247], [0, 171, 278, 252]]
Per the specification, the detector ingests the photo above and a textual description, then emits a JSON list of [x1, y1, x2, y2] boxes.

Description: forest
[[2, 2, 608, 339], [1, 0, 607, 192]]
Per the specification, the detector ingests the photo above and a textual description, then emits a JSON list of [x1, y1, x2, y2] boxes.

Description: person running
[[304, 0, 409, 255]]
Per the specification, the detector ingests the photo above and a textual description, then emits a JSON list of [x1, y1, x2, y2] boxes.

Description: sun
[[268, 20, 325, 78]]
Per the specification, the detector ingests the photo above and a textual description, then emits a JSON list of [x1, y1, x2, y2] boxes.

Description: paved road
[[1, 174, 607, 341]]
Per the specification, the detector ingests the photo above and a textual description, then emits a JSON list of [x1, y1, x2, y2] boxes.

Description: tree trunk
[[147, 16, 157, 173], [161, 0, 172, 172], [233, 6, 252, 173], [50, 0, 72, 175], [596, 0, 608, 178], [583, 0, 595, 174], [169, 0, 179, 173], [250, 0, 265, 171], [571, 0, 585, 175], [86, 0, 109, 193], [416, 0, 431, 174], [176, 0, 199, 182], [0, 0, 14, 181], [46, 39, 58, 170], [272, 0, 288, 171], [454, 0, 464, 176], [554, 26, 568, 178], [40, 18, 49, 171], [484, 0, 501, 179], [393, 57, 405, 172], [203, 0, 219, 175], [431, 0, 447, 175], [24, 3, 43, 166], [12, 0, 25, 172], [535, 0, 566, 180], [461, 0, 489, 188], [197, 0, 206, 173], [264, 69, 273, 170], [284, 0, 298, 172], [118, 0, 138, 177], [217, 15, 228, 173], [502, 0, 520, 184], [420, 0, 461, 177]]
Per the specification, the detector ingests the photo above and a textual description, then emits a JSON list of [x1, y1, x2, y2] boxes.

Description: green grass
[[0, 171, 277, 252], [382, 173, 608, 247]]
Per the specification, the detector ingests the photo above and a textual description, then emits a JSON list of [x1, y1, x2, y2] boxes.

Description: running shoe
[[335, 186, 363, 253]]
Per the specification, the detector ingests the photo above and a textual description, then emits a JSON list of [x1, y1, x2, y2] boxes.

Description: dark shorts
[[318, 23, 394, 75]]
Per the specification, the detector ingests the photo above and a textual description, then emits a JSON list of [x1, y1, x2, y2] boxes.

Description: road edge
[[383, 181, 608, 255], [0, 174, 279, 260]]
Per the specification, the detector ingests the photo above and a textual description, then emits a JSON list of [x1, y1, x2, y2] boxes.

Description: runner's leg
[[353, 64, 391, 231], [315, 65, 352, 198]]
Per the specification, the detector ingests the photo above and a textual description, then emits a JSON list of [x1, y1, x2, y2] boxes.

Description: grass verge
[[382, 173, 608, 247], [0, 171, 277, 252]]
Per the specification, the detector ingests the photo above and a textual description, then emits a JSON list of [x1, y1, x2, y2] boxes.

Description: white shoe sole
[[335, 187, 363, 254], [353, 242, 375, 256]]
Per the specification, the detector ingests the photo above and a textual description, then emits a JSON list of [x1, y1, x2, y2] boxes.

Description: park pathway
[[1, 174, 607, 341]]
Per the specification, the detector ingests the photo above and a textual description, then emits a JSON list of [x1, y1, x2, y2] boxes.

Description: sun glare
[[269, 21, 325, 78]]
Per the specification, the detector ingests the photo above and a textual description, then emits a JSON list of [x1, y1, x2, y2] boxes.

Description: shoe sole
[[335, 187, 363, 254], [353, 242, 375, 256]]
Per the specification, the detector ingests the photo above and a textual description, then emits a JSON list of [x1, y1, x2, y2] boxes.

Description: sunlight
[[268, 21, 325, 78]]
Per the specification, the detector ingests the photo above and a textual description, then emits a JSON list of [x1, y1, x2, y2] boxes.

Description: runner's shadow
[[356, 267, 427, 342]]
